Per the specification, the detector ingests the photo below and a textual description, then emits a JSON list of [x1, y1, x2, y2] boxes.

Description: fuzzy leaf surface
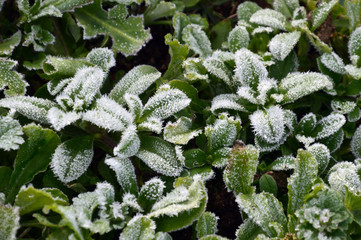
[[250, 9, 287, 30], [311, 0, 338, 31], [119, 215, 156, 240], [269, 31, 301, 61], [196, 212, 218, 238], [0, 204, 19, 240]]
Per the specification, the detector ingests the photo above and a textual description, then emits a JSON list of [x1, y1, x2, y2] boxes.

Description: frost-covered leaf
[[269, 155, 296, 171], [345, 0, 361, 31], [144, 0, 177, 24], [47, 107, 80, 131], [105, 156, 138, 194], [137, 117, 163, 134], [250, 105, 285, 144], [203, 57, 233, 86], [155, 232, 172, 240], [114, 125, 140, 158], [14, 185, 68, 215], [348, 106, 361, 122], [74, 0, 151, 55], [306, 143, 330, 174], [278, 72, 333, 103], [82, 96, 133, 132], [297, 113, 317, 136], [269, 32, 301, 61], [273, 0, 299, 18], [109, 65, 161, 105], [119, 215, 156, 240], [0, 31, 21, 56], [164, 117, 202, 145], [23, 25, 55, 51], [86, 48, 115, 72], [183, 57, 208, 81], [148, 176, 207, 232], [211, 147, 232, 168], [331, 99, 356, 115], [0, 96, 55, 124], [223, 144, 259, 194], [351, 125, 361, 158], [140, 85, 191, 121], [312, 113, 346, 140], [236, 218, 265, 240], [196, 212, 218, 238], [345, 64, 361, 79], [319, 128, 344, 153], [136, 136, 183, 176], [43, 56, 92, 80], [287, 149, 318, 215], [183, 148, 207, 168], [182, 24, 212, 57], [0, 116, 24, 151], [0, 204, 19, 240], [311, 0, 338, 31], [236, 192, 287, 237], [138, 177, 165, 211], [234, 48, 268, 89], [228, 26, 249, 53], [51, 135, 93, 183], [56, 66, 105, 111], [250, 9, 287, 30], [210, 94, 245, 113], [237, 1, 261, 23], [6, 124, 60, 203], [0, 58, 27, 96], [348, 26, 361, 66], [320, 52, 346, 74], [259, 174, 278, 197], [328, 162, 361, 194], [205, 114, 241, 151]]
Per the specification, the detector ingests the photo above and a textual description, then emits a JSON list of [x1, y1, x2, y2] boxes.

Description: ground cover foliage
[[1, 0, 361, 239]]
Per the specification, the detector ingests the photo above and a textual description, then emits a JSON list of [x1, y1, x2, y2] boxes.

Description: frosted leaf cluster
[[328, 162, 361, 194], [0, 116, 24, 151], [56, 66, 105, 111], [250, 105, 285, 144]]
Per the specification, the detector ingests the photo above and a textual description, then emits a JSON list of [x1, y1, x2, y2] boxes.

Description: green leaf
[[114, 125, 140, 158], [182, 24, 212, 57], [0, 204, 20, 240], [0, 167, 11, 193], [228, 26, 249, 53], [199, 235, 228, 240], [144, 1, 176, 24], [51, 135, 93, 183], [109, 65, 161, 105], [211, 20, 231, 49], [43, 56, 93, 80], [306, 143, 330, 174], [278, 72, 333, 103], [164, 117, 202, 145], [205, 114, 241, 151], [259, 175, 277, 197], [6, 124, 60, 203], [287, 149, 318, 215], [345, 0, 361, 31], [211, 147, 232, 168], [120, 215, 156, 240], [345, 64, 361, 79], [348, 106, 361, 122], [125, 94, 143, 121], [236, 218, 265, 240], [331, 99, 356, 114], [0, 58, 27, 96], [269, 31, 301, 61], [349, 26, 361, 66], [136, 136, 183, 176], [320, 52, 346, 74], [148, 177, 207, 232], [196, 212, 218, 238], [0, 31, 21, 56], [250, 9, 287, 30], [85, 47, 115, 72], [319, 128, 344, 153], [269, 155, 295, 171], [140, 85, 191, 122], [183, 57, 208, 81], [203, 57, 233, 86], [223, 144, 259, 194], [23, 25, 55, 51], [351, 125, 361, 158], [311, 0, 338, 31], [273, 0, 299, 18], [328, 162, 361, 194], [74, 0, 151, 55], [345, 187, 361, 226], [236, 192, 287, 238], [184, 148, 207, 168], [210, 94, 245, 113], [105, 156, 138, 195], [0, 116, 24, 151], [269, 51, 299, 81], [14, 185, 68, 215], [163, 34, 189, 80]]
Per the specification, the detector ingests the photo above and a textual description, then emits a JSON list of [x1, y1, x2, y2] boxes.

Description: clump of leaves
[[1, 0, 361, 239]]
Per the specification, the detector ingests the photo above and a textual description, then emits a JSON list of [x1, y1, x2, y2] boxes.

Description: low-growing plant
[[1, 0, 361, 239]]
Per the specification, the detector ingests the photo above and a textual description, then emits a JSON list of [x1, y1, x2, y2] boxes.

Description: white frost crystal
[[269, 31, 301, 61], [86, 48, 115, 72], [0, 116, 24, 151], [113, 125, 140, 158], [48, 107, 81, 131], [320, 52, 346, 74], [250, 9, 287, 30]]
